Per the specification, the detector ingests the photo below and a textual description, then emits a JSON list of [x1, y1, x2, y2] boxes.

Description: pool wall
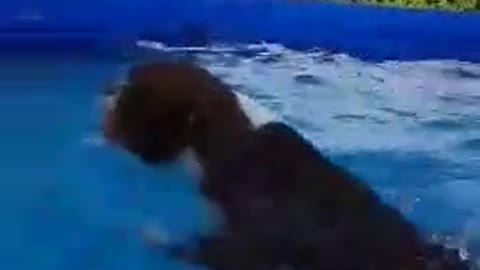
[[0, 0, 479, 61]]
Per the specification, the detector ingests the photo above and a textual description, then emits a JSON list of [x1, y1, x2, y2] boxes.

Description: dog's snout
[[102, 81, 127, 110], [100, 81, 128, 144], [104, 80, 128, 96]]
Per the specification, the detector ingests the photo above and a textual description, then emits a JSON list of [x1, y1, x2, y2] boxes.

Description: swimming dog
[[102, 62, 469, 270]]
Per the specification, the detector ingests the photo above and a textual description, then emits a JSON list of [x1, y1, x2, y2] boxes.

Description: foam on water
[[233, 91, 280, 127]]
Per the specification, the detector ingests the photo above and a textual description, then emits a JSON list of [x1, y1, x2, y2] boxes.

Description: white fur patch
[[175, 94, 277, 180], [233, 91, 279, 128], [104, 91, 119, 111], [178, 147, 203, 180]]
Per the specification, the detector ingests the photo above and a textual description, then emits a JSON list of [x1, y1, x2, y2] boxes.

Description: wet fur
[[103, 62, 470, 270]]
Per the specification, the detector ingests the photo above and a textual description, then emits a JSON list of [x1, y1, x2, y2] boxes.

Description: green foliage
[[330, 0, 479, 11]]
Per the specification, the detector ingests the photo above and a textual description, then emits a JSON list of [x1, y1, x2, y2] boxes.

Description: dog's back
[[197, 122, 469, 270]]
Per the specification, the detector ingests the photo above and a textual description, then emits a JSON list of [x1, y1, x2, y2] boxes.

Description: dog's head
[[102, 62, 252, 165]]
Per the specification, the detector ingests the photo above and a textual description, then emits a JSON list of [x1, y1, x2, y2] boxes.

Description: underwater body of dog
[[102, 62, 470, 270]]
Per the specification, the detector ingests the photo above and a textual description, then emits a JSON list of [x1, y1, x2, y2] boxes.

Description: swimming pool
[[0, 42, 479, 269]]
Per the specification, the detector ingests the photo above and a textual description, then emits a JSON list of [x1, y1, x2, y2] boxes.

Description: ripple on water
[[333, 114, 388, 125], [369, 74, 386, 83], [438, 94, 480, 107], [378, 107, 418, 119], [426, 115, 480, 131], [442, 67, 480, 80], [311, 52, 336, 64], [293, 74, 326, 86], [253, 54, 284, 64], [332, 150, 460, 188], [283, 115, 324, 134], [459, 138, 480, 152], [199, 54, 242, 68]]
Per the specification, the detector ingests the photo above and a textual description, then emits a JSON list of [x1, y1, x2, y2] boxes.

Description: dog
[[102, 62, 470, 270]]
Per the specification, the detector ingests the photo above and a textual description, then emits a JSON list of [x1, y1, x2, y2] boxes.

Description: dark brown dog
[[102, 62, 470, 270]]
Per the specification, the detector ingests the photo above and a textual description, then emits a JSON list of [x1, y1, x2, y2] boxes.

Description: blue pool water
[[0, 43, 479, 269]]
